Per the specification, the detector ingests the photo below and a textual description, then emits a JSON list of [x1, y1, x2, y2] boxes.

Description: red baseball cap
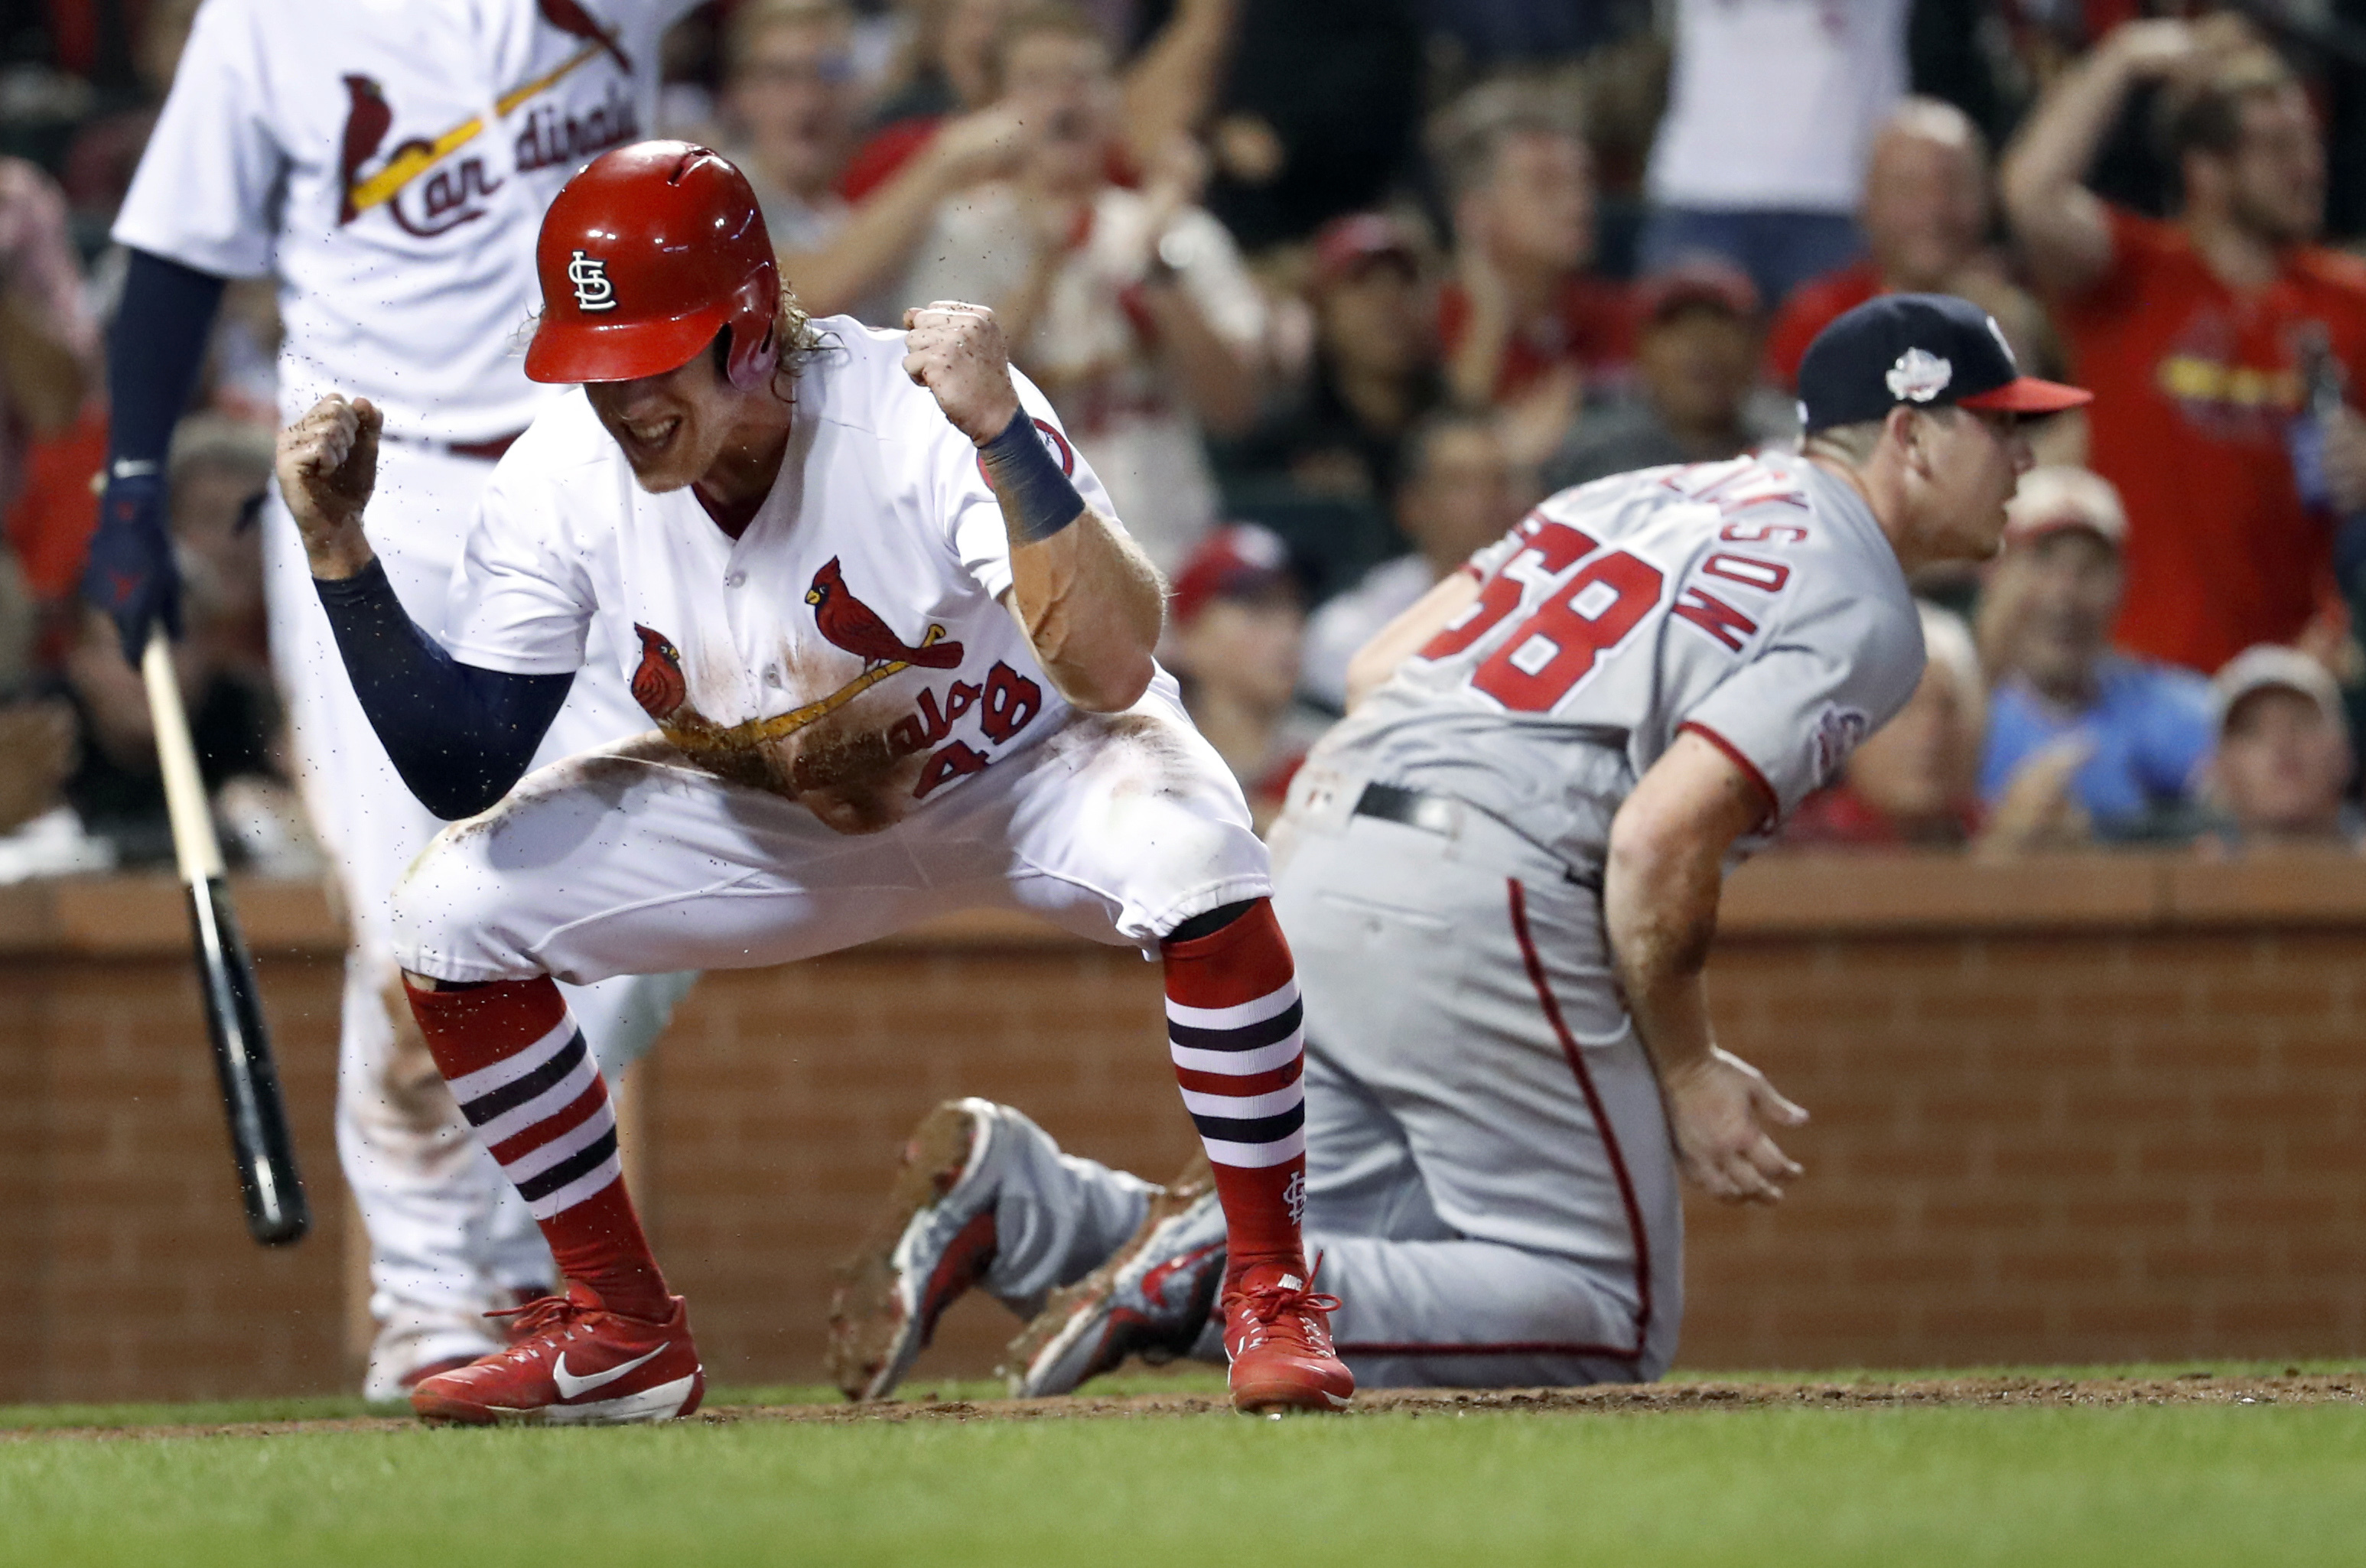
[[1311, 213, 1421, 288], [1170, 525, 1297, 625], [1635, 258, 1759, 323]]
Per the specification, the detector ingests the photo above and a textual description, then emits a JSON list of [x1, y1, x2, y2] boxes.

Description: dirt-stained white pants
[[264, 440, 692, 1397], [388, 672, 1270, 986]]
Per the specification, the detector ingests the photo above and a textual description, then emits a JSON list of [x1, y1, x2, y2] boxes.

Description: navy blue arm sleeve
[[314, 560, 573, 820], [109, 249, 229, 470]]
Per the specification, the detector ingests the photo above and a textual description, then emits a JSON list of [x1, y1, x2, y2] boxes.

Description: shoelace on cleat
[[485, 1293, 597, 1360], [1234, 1256, 1340, 1351]]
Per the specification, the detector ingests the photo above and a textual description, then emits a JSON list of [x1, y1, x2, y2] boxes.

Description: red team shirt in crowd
[[2054, 206, 2366, 675], [1763, 259, 1885, 389], [1435, 275, 1637, 402]]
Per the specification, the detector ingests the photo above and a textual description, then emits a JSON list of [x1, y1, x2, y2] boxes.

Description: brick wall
[[640, 939, 1193, 1387], [0, 880, 347, 1404], [1696, 926, 2364, 1368], [5, 854, 2362, 1401]]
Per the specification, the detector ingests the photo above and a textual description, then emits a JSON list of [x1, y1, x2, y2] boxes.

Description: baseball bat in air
[[142, 625, 310, 1246]]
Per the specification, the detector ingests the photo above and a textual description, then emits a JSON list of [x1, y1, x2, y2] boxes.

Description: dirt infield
[[744, 1371, 2366, 1424], [7, 1371, 2361, 1443]]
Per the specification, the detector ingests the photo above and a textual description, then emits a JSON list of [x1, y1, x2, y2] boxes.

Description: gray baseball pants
[[975, 782, 1684, 1387]]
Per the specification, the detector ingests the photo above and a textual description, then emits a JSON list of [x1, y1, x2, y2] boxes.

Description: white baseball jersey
[[447, 320, 1121, 834], [1313, 451, 1925, 857], [112, 0, 697, 442]]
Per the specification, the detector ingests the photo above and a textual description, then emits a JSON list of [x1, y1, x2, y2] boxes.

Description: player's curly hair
[[729, 290, 832, 395]]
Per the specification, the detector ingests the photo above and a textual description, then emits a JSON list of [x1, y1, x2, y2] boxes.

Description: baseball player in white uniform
[[272, 140, 1356, 1423], [828, 294, 2091, 1398], [91, 0, 705, 1397]]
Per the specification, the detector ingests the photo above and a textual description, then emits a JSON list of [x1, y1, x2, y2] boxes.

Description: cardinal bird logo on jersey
[[805, 559, 965, 670], [630, 624, 688, 721], [538, 0, 634, 76], [337, 77, 394, 226]]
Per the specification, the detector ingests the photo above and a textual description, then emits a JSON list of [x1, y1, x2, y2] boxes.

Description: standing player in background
[[830, 296, 2086, 1401], [277, 142, 1352, 1423], [87, 0, 704, 1400]]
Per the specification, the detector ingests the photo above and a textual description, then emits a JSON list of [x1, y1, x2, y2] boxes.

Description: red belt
[[447, 431, 523, 462]]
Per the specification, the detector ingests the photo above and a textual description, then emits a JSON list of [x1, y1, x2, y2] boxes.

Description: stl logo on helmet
[[568, 249, 617, 313]]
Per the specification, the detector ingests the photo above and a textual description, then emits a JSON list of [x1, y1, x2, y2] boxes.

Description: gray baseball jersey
[[1311, 450, 1927, 858]]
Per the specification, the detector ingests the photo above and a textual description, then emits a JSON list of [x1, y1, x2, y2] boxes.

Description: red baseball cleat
[[1223, 1258, 1354, 1413], [408, 1283, 705, 1426], [395, 1356, 477, 1391]]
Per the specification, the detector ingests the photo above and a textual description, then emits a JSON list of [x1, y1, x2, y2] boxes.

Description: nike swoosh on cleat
[[554, 1346, 667, 1400]]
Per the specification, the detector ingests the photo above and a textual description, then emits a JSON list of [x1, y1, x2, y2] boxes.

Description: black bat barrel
[[187, 876, 310, 1245]]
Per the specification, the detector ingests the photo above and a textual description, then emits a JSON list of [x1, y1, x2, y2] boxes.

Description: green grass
[[5, 1361, 2338, 1433], [0, 1371, 1236, 1433], [3, 1399, 2363, 1566]]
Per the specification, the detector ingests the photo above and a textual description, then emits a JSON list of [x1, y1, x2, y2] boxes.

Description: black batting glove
[[82, 465, 181, 665]]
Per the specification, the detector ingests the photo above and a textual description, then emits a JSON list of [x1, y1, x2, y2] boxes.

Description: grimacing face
[[583, 341, 748, 494]]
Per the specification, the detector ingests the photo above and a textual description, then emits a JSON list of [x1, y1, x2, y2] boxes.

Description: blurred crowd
[[0, 0, 2361, 873]]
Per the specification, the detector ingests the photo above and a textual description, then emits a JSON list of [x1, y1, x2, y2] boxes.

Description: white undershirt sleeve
[[442, 464, 598, 676]]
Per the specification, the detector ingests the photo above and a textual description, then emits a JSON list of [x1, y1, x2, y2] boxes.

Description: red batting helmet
[[524, 141, 782, 389]]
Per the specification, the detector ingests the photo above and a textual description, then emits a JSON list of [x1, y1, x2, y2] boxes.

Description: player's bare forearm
[[1606, 731, 1805, 1203], [903, 301, 1159, 711], [1004, 510, 1162, 712], [1344, 571, 1477, 711], [1603, 779, 1731, 1079], [275, 394, 382, 581]]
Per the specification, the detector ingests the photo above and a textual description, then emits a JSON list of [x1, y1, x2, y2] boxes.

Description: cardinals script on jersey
[[114, 0, 695, 441], [450, 322, 1092, 834]]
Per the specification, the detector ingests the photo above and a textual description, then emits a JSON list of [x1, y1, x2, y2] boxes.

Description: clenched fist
[[276, 394, 382, 580], [903, 301, 1022, 446]]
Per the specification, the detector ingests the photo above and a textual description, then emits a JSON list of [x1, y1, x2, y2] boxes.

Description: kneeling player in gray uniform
[[829, 295, 2088, 1396]]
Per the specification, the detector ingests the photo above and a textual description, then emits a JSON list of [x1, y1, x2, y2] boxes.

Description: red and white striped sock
[[1161, 900, 1307, 1287], [402, 976, 672, 1321]]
